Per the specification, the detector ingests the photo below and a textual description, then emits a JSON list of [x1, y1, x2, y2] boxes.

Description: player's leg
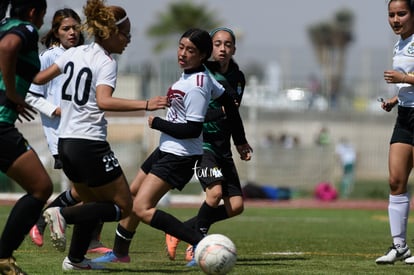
[[1, 148, 52, 274], [376, 142, 412, 264], [92, 168, 147, 263]]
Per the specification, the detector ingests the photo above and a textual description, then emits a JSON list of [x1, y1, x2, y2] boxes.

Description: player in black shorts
[[32, 0, 167, 271], [165, 27, 252, 266], [0, 1, 53, 274]]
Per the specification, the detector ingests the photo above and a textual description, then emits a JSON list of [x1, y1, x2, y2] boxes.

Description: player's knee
[[228, 204, 244, 217], [388, 177, 407, 193], [209, 190, 223, 202], [33, 178, 53, 202], [118, 202, 133, 219]]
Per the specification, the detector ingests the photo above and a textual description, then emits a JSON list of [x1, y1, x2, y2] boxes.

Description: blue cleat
[[92, 251, 130, 263], [185, 245, 197, 267]]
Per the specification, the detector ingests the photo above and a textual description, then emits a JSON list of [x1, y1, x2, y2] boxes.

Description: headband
[[116, 15, 128, 25], [209, 27, 236, 45]]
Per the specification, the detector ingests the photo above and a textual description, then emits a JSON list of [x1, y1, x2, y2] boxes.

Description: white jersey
[[159, 68, 224, 156], [54, 42, 117, 141], [393, 34, 414, 107], [27, 45, 65, 155]]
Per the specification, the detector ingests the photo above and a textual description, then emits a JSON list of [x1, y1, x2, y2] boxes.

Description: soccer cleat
[[185, 245, 197, 267], [91, 251, 130, 263], [185, 244, 194, 262], [0, 257, 27, 275], [165, 234, 180, 260], [375, 244, 411, 264], [87, 240, 112, 254], [405, 255, 414, 264], [43, 207, 66, 252], [62, 256, 104, 270], [29, 224, 43, 247]]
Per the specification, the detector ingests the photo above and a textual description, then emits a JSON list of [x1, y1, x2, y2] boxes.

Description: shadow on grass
[[100, 267, 196, 273], [236, 256, 309, 266]]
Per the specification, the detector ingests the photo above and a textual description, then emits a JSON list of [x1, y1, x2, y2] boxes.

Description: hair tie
[[116, 15, 128, 25]]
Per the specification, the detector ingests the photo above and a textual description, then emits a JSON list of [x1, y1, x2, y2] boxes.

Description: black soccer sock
[[150, 209, 204, 245], [197, 202, 229, 235], [90, 222, 104, 242], [113, 224, 135, 257], [37, 189, 80, 234], [0, 194, 44, 258], [183, 216, 198, 229], [208, 205, 229, 224], [48, 189, 80, 208], [68, 223, 96, 263], [61, 202, 121, 224]]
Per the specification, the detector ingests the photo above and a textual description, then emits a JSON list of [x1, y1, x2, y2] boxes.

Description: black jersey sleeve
[[215, 92, 247, 145], [9, 23, 39, 52], [151, 117, 203, 139]]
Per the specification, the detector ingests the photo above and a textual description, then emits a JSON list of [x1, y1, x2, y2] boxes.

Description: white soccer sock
[[388, 193, 410, 247]]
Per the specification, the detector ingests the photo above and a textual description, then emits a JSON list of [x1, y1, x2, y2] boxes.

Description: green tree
[[308, 8, 354, 108], [147, 0, 222, 53]]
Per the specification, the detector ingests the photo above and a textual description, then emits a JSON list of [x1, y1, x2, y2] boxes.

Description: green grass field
[[2, 205, 414, 274]]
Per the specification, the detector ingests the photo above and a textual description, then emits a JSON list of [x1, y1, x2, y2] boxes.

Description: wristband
[[145, 100, 149, 111]]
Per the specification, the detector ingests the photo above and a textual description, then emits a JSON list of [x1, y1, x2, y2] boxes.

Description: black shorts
[[0, 123, 31, 172], [195, 150, 242, 197], [58, 138, 123, 187], [390, 106, 414, 145], [141, 147, 201, 191]]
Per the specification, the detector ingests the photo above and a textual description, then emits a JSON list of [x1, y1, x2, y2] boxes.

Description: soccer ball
[[195, 234, 237, 275]]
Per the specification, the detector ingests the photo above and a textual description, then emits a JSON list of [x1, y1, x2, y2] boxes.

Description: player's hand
[[384, 70, 405, 84], [236, 143, 253, 161], [16, 104, 37, 122], [377, 97, 396, 112], [148, 115, 155, 128], [147, 96, 169, 111]]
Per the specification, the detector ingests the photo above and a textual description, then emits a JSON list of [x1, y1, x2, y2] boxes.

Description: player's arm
[[215, 92, 247, 145], [26, 92, 60, 117], [150, 117, 203, 139], [96, 84, 167, 111], [32, 63, 61, 85]]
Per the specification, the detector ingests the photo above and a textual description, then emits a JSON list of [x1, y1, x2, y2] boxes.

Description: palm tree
[[308, 8, 354, 108], [147, 0, 222, 53]]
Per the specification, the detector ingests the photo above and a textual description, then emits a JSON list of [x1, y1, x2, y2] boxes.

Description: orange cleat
[[165, 234, 180, 260], [29, 224, 43, 247]]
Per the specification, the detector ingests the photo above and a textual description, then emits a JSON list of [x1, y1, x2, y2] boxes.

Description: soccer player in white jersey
[[92, 28, 246, 264], [26, 8, 110, 254], [32, 0, 168, 271], [376, 0, 414, 265]]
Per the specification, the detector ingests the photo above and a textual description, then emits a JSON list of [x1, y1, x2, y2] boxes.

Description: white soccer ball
[[195, 234, 237, 275]]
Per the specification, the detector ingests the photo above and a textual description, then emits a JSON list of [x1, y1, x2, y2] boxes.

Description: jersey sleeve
[[96, 57, 117, 90], [29, 50, 55, 96], [8, 23, 38, 52], [209, 73, 225, 99]]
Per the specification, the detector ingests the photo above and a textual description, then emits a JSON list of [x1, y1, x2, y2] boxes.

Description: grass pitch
[[1, 205, 413, 274]]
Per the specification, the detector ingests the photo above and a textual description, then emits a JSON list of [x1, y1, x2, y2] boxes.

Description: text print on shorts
[[102, 152, 119, 172], [193, 161, 223, 179]]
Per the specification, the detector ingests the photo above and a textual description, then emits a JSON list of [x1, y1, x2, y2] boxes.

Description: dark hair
[[389, 0, 414, 12], [41, 8, 84, 48], [180, 28, 212, 63], [0, 0, 47, 20]]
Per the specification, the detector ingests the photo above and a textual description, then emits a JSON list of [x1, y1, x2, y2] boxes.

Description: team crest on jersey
[[407, 43, 414, 55]]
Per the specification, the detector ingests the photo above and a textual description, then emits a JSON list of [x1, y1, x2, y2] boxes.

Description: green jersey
[[0, 18, 40, 124]]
